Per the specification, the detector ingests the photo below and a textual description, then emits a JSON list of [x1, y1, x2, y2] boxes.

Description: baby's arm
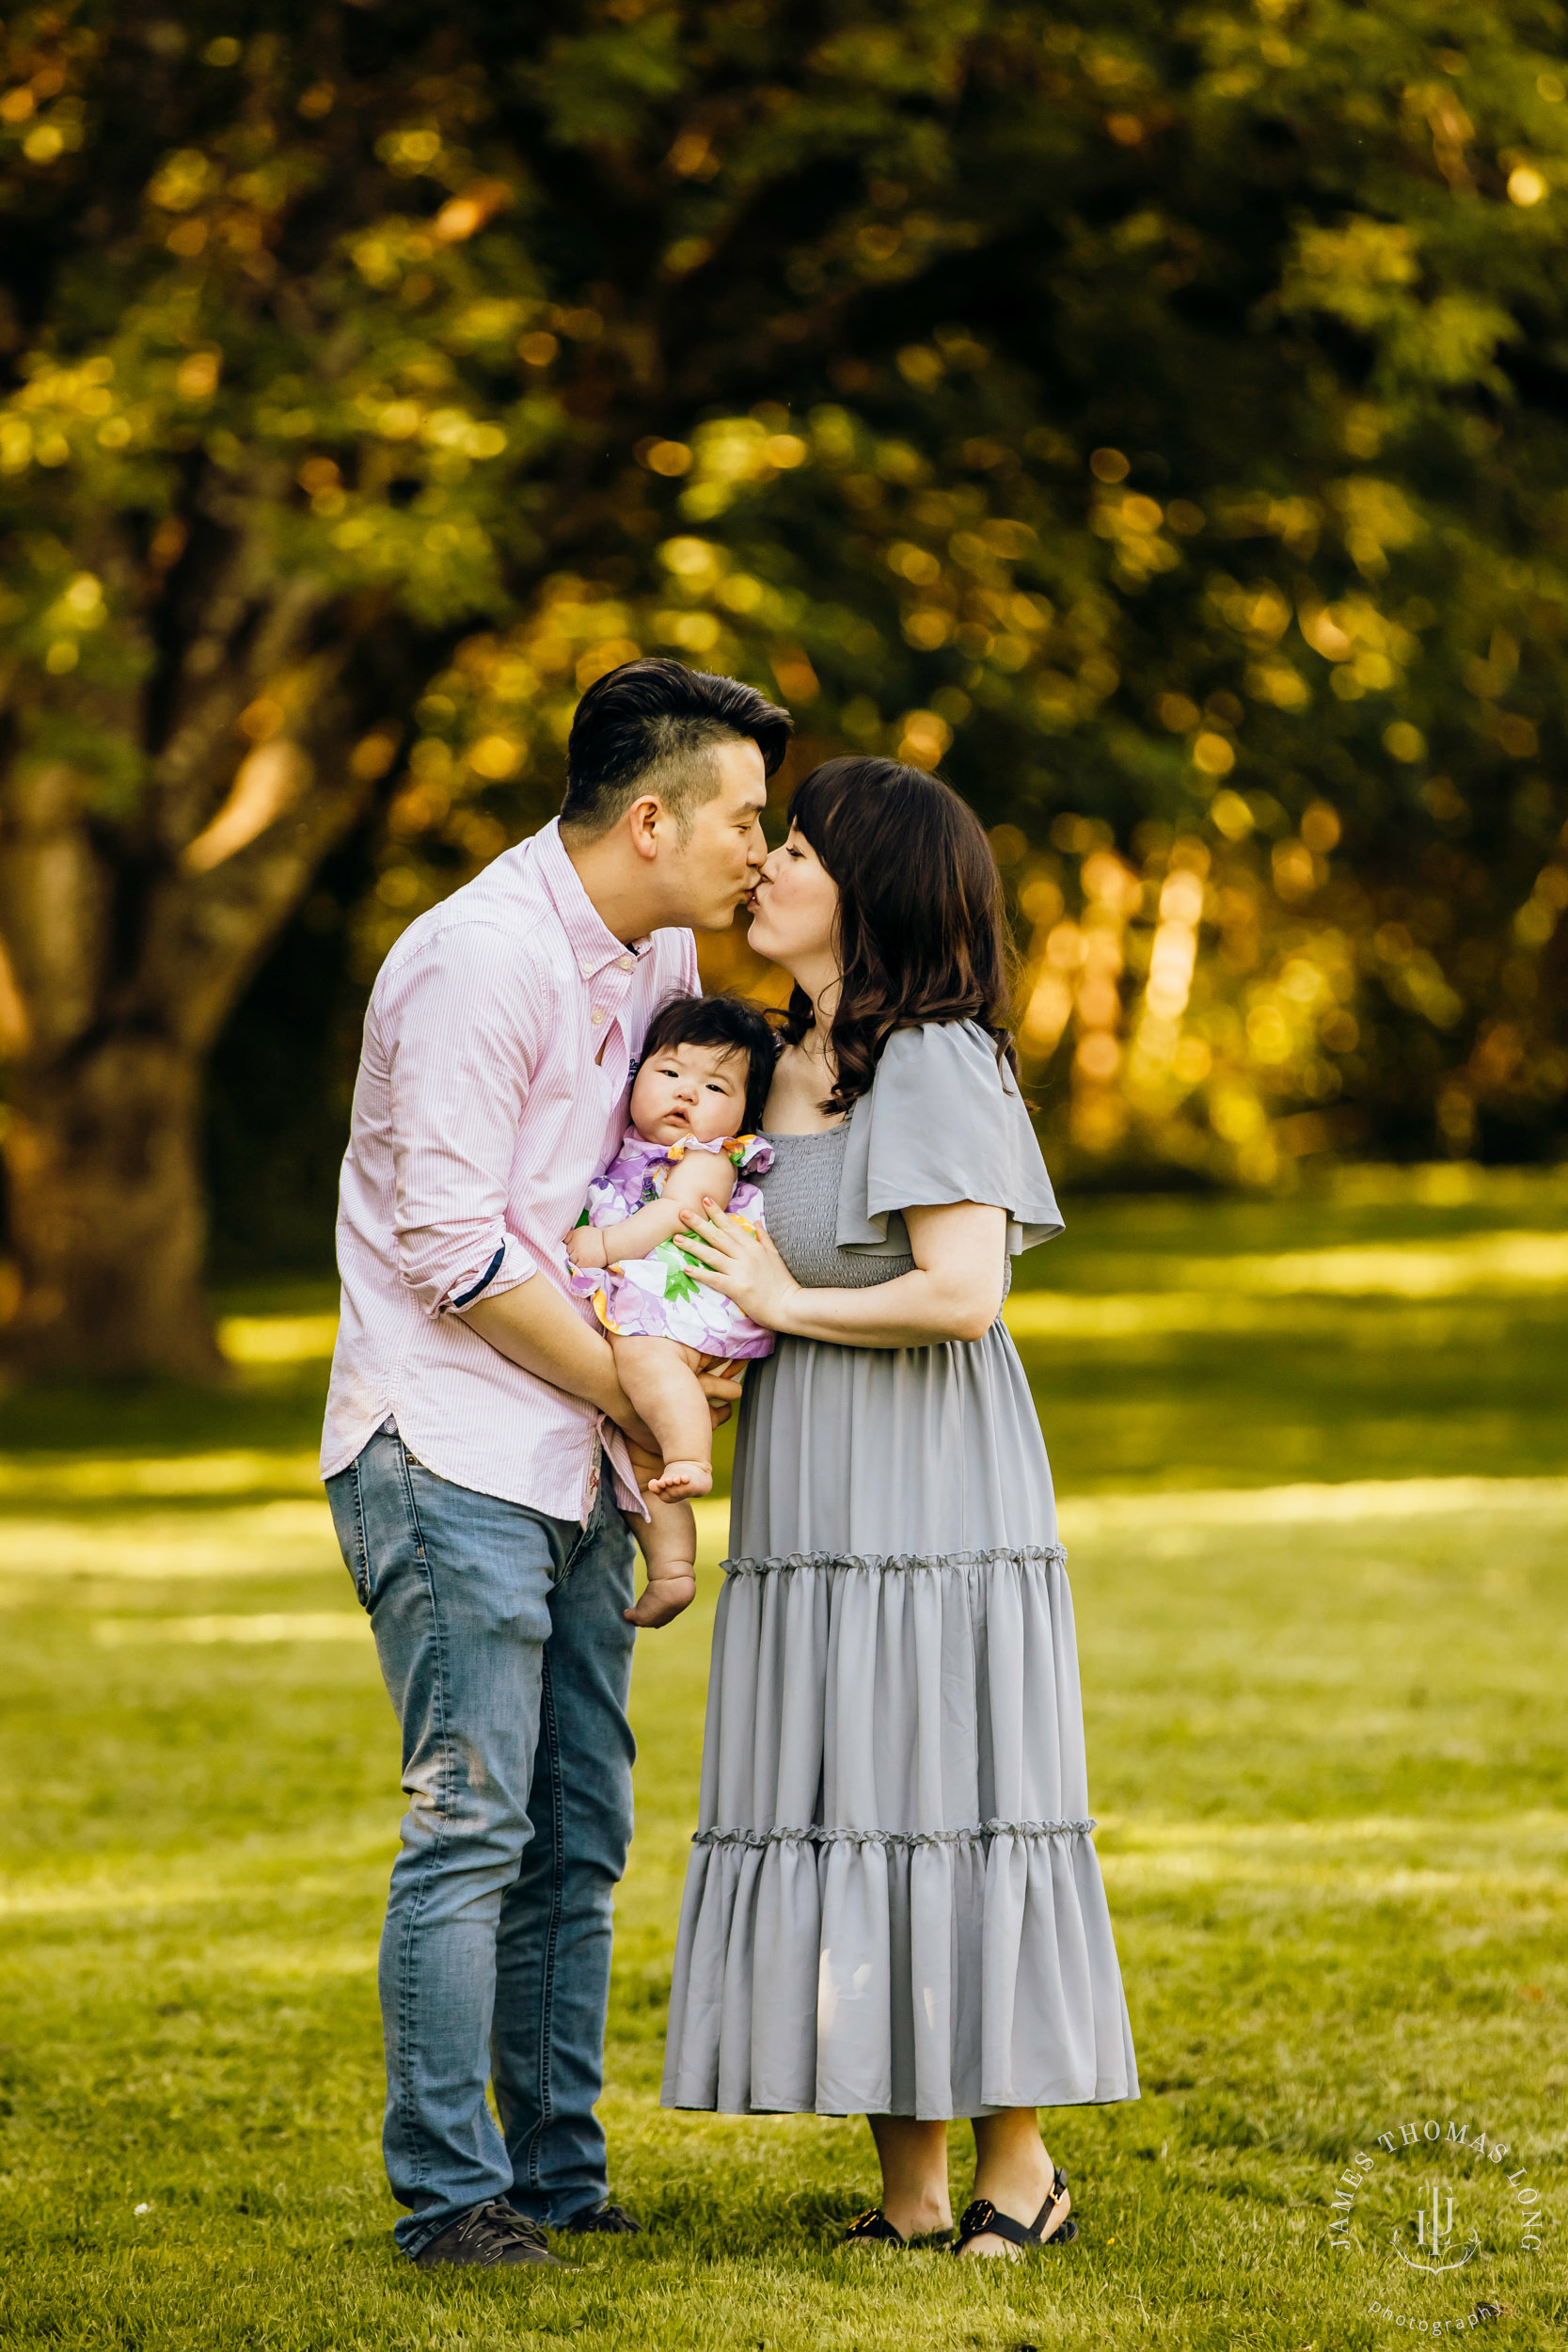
[[589, 1152, 738, 1266]]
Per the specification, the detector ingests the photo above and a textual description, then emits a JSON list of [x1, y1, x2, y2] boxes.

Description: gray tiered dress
[[661, 1020, 1138, 2122]]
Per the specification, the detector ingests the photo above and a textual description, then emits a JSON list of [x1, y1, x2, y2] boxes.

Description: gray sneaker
[[413, 2199, 564, 2269]]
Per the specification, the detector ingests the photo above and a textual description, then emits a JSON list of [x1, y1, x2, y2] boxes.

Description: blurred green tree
[[3, 0, 1566, 1371]]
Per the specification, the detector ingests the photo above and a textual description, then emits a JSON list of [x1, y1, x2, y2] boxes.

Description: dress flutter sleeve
[[728, 1134, 774, 1177], [835, 1019, 1064, 1259]]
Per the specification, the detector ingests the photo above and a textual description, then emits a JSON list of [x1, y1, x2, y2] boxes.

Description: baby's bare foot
[[624, 1569, 698, 1628], [647, 1459, 713, 1501]]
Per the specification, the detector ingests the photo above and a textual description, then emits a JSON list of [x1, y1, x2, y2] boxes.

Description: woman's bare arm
[[676, 1197, 1006, 1347]]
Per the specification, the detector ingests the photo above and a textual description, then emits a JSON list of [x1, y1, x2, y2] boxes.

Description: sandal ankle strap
[[954, 2168, 1074, 2254]]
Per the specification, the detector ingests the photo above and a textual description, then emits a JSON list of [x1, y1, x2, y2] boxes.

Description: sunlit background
[[2, 8, 1565, 2344], [3, 2, 1566, 1350]]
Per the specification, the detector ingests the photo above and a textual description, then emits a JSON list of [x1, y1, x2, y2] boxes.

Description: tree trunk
[[3, 1032, 225, 1381], [0, 579, 388, 1377]]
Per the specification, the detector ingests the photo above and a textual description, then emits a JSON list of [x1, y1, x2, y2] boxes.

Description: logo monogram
[[1395, 2184, 1479, 2274]]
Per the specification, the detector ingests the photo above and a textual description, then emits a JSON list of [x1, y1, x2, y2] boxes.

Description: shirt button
[[591, 1008, 605, 1025], [579, 957, 594, 977], [618, 954, 635, 972]]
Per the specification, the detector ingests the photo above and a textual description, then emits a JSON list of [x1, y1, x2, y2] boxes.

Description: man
[[321, 659, 792, 2268]]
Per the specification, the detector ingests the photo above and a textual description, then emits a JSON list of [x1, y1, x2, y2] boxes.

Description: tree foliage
[[2, 0, 1567, 1359]]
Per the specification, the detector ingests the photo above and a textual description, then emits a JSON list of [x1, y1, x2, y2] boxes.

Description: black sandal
[[842, 2206, 949, 2249], [953, 2167, 1078, 2256]]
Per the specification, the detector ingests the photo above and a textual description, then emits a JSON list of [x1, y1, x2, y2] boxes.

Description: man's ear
[[626, 792, 663, 863]]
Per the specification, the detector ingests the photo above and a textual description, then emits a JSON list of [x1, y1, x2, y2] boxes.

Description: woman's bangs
[[786, 755, 870, 874]]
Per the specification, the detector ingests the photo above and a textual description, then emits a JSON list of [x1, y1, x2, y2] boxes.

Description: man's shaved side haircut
[[561, 658, 792, 838]]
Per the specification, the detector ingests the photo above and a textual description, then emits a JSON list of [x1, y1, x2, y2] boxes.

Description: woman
[[661, 756, 1137, 2258]]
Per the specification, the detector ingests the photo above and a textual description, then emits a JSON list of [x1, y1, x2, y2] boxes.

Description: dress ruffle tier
[[662, 1534, 1138, 2119]]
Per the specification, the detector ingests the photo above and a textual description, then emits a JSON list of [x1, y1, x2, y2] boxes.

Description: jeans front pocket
[[325, 1460, 372, 1610]]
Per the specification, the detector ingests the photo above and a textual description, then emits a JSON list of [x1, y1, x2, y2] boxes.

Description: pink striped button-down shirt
[[321, 817, 698, 1521]]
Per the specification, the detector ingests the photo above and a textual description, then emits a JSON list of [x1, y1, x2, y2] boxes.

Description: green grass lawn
[[1, 1171, 1564, 2348]]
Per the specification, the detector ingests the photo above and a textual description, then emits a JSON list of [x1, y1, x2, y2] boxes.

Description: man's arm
[[464, 1284, 742, 1471], [385, 924, 741, 1440], [386, 922, 546, 1322], [459, 1281, 656, 1453], [378, 924, 655, 1442]]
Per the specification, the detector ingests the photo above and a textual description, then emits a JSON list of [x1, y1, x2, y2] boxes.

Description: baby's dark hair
[[637, 994, 779, 1135]]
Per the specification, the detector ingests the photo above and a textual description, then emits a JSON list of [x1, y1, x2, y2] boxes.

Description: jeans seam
[[524, 1646, 567, 2194], [389, 1438, 447, 2210], [346, 1455, 372, 1608]]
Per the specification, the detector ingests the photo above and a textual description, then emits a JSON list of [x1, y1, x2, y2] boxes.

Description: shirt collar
[[533, 817, 650, 977]]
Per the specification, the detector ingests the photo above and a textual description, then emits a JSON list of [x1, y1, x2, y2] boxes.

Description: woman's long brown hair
[[782, 755, 1018, 1118]]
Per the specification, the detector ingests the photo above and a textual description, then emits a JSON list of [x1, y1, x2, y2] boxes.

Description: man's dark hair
[[636, 993, 780, 1135], [562, 659, 792, 838]]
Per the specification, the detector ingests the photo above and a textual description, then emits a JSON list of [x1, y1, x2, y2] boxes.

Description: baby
[[566, 994, 778, 1626]]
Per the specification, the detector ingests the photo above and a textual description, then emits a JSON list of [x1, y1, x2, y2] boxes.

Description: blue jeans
[[326, 1424, 637, 2256]]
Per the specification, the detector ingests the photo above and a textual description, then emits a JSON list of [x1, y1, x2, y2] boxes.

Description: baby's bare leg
[[624, 1487, 699, 1629], [618, 1339, 708, 1628], [612, 1336, 714, 1502]]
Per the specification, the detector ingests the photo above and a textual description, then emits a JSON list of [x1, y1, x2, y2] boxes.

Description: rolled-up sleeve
[[384, 921, 541, 1316]]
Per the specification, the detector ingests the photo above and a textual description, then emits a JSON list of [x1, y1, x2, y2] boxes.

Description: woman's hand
[[677, 1200, 802, 1334]]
